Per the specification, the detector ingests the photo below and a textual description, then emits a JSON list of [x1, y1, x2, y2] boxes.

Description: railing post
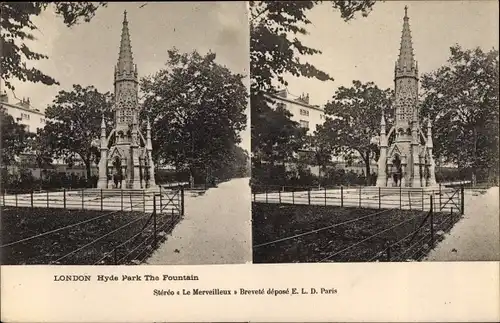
[[63, 189, 66, 209], [439, 184, 442, 211], [358, 186, 361, 208], [308, 188, 311, 205], [450, 207, 454, 229], [278, 188, 281, 204], [47, 190, 49, 208], [341, 186, 344, 207], [101, 189, 103, 211], [181, 186, 185, 216], [31, 190, 34, 208], [120, 189, 124, 211], [160, 189, 164, 213], [430, 194, 434, 247], [143, 190, 146, 213], [378, 187, 381, 210], [15, 192, 18, 207], [324, 186, 327, 206], [421, 189, 424, 211], [399, 185, 402, 209], [408, 191, 412, 210], [153, 195, 157, 248], [292, 190, 295, 204], [265, 188, 268, 203], [2, 189, 4, 207], [460, 185, 465, 215], [82, 188, 84, 210]]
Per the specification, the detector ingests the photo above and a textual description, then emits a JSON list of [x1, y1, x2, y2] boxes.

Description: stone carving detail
[[375, 7, 436, 188], [97, 11, 156, 190]]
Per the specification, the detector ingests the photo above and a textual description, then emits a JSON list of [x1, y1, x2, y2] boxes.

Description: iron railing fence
[[1, 191, 184, 265], [252, 184, 464, 214]]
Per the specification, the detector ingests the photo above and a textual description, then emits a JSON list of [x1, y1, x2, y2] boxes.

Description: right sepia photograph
[[250, 1, 499, 263]]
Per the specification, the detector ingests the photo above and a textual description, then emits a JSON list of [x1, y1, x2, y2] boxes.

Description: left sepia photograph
[[0, 2, 252, 265]]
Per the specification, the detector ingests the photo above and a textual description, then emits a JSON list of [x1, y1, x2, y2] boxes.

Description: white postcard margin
[[1, 262, 499, 322]]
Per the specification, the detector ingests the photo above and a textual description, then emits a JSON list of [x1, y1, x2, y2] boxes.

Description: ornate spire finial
[[395, 5, 416, 75], [116, 10, 135, 77]]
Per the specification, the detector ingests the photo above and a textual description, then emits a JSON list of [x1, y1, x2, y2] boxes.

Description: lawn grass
[[252, 203, 462, 263], [1, 206, 182, 265]]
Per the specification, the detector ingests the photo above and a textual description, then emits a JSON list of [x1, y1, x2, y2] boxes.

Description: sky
[[5, 2, 250, 151], [282, 0, 499, 106]]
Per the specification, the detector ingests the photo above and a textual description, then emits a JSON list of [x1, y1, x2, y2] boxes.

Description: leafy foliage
[[250, 1, 377, 185], [319, 81, 393, 185], [1, 2, 106, 90], [0, 107, 31, 166], [141, 49, 248, 181], [252, 95, 307, 165], [22, 129, 54, 170], [301, 132, 334, 182], [43, 85, 114, 180], [420, 45, 499, 183], [249, 0, 376, 92]]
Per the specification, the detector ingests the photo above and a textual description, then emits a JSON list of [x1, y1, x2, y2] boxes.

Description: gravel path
[[425, 186, 499, 261], [146, 177, 252, 265]]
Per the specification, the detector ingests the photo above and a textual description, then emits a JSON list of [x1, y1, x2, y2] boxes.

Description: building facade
[[0, 93, 46, 134], [268, 89, 325, 135], [376, 7, 437, 188]]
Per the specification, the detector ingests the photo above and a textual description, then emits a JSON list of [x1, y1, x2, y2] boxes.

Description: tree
[[1, 2, 107, 90], [43, 85, 113, 181], [319, 81, 393, 185], [250, 1, 376, 93], [141, 49, 248, 185], [213, 144, 250, 181], [250, 1, 377, 183], [420, 45, 499, 184], [302, 131, 334, 185], [252, 100, 306, 166], [26, 129, 54, 169], [0, 107, 31, 166]]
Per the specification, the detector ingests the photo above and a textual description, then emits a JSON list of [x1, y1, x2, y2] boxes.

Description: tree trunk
[[82, 154, 92, 187]]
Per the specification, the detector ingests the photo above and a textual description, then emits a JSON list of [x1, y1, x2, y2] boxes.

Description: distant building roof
[[0, 92, 44, 116], [267, 89, 323, 112]]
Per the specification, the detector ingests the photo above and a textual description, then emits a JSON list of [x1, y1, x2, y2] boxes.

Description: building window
[[320, 114, 324, 119], [299, 109, 309, 116], [40, 118, 45, 123], [299, 120, 309, 129], [276, 102, 286, 110], [21, 113, 30, 120]]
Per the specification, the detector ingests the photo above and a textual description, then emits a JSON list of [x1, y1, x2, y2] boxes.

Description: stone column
[[145, 118, 156, 188], [97, 116, 108, 189], [376, 111, 388, 187], [97, 150, 108, 189], [426, 119, 437, 187], [376, 148, 387, 187]]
